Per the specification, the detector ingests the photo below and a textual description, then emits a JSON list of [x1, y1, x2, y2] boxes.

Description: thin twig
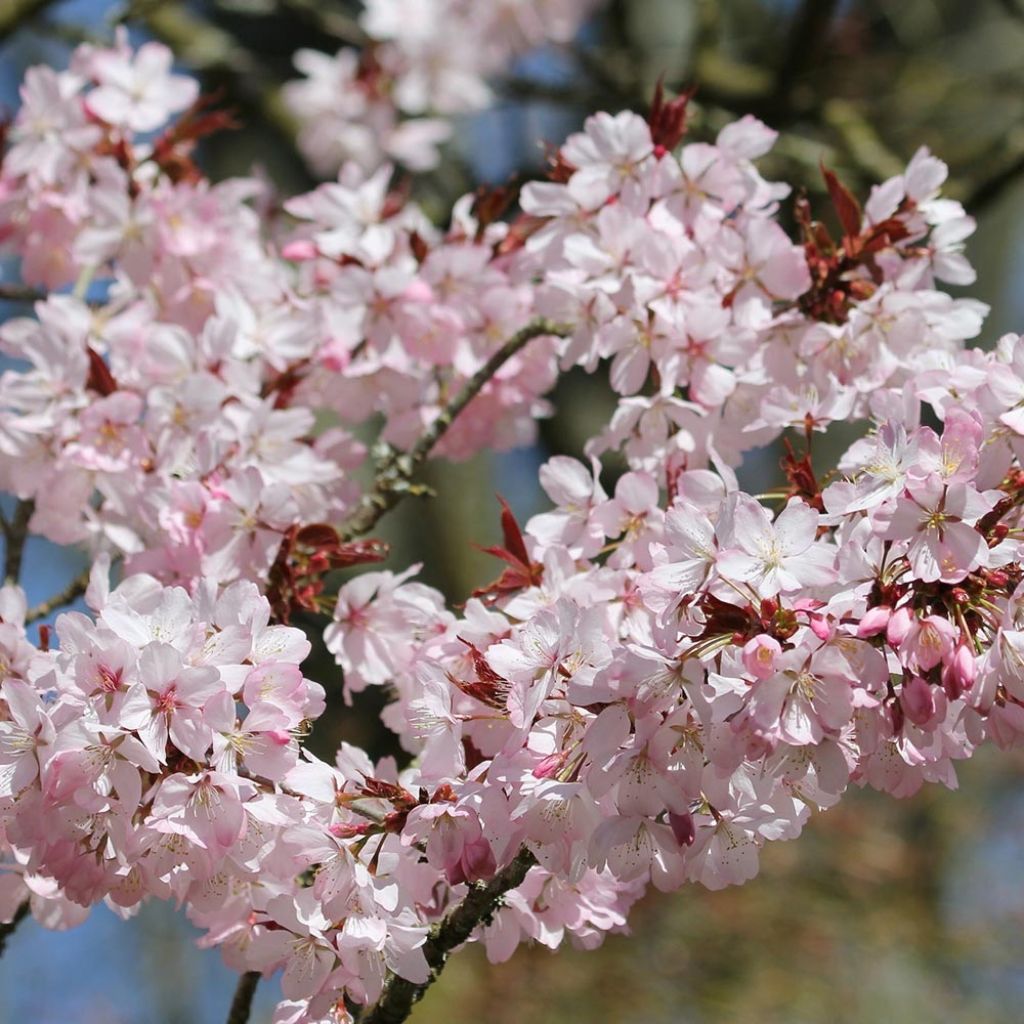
[[0, 283, 46, 304], [362, 848, 536, 1024], [26, 569, 91, 624], [4, 500, 34, 585], [226, 971, 261, 1024], [338, 319, 569, 541], [0, 901, 30, 958]]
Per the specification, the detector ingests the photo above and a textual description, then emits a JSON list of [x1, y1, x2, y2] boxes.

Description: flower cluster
[[283, 0, 600, 174], [521, 100, 983, 478], [0, 35, 567, 597], [2, 35, 1024, 1024]]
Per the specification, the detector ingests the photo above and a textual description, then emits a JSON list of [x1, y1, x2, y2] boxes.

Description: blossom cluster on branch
[[283, 0, 601, 175], [0, 31, 1020, 1024]]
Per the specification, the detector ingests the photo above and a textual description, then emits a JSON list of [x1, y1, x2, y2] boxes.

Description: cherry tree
[[0, 5, 1022, 1023]]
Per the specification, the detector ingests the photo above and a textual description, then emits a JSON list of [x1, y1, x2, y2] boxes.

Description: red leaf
[[647, 77, 695, 152], [86, 346, 118, 396], [471, 496, 543, 603], [821, 164, 862, 241], [332, 539, 389, 567], [497, 495, 531, 567]]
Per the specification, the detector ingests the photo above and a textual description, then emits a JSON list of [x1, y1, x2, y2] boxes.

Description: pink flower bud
[[402, 278, 435, 303], [668, 810, 696, 847], [942, 641, 976, 700], [319, 338, 350, 372], [886, 605, 914, 646], [901, 675, 936, 727], [449, 836, 497, 885], [281, 239, 318, 261], [808, 613, 831, 641], [857, 605, 891, 639], [532, 751, 567, 779], [742, 634, 781, 680]]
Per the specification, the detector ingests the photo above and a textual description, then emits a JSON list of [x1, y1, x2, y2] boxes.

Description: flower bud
[[886, 605, 914, 646], [857, 605, 891, 639], [942, 641, 976, 700], [281, 239, 318, 261], [668, 810, 696, 847], [532, 751, 568, 780], [901, 675, 936, 727]]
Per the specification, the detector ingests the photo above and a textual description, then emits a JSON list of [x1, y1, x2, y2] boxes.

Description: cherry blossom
[[5, 34, 1024, 1024]]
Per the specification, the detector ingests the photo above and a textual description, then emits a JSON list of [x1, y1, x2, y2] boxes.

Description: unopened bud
[[942, 642, 976, 700], [532, 751, 568, 779], [901, 676, 936, 727], [887, 605, 914, 647], [668, 810, 696, 847], [857, 605, 891, 639], [281, 239, 318, 261]]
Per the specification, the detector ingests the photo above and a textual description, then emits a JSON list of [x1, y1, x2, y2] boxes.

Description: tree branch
[[773, 0, 840, 110], [0, 284, 46, 304], [338, 319, 569, 541], [26, 568, 90, 624], [226, 970, 261, 1024], [0, 0, 60, 42], [3, 500, 34, 585], [0, 901, 30, 958], [362, 848, 537, 1024]]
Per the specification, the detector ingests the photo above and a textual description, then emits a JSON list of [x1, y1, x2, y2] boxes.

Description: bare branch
[[0, 284, 46, 304], [0, 901, 29, 959], [362, 848, 536, 1024], [226, 971, 261, 1024], [338, 318, 569, 541], [3, 500, 34, 585], [26, 568, 90, 624]]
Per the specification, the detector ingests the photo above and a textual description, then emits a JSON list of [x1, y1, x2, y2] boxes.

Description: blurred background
[[5, 0, 1024, 1021]]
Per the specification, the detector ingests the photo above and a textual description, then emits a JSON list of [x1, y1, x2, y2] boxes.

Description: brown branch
[[338, 319, 569, 541], [0, 284, 46, 304], [3, 500, 34, 585], [26, 568, 90, 624], [0, 0, 60, 42], [0, 901, 30, 958], [773, 0, 840, 110], [361, 848, 536, 1024], [226, 971, 261, 1024]]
